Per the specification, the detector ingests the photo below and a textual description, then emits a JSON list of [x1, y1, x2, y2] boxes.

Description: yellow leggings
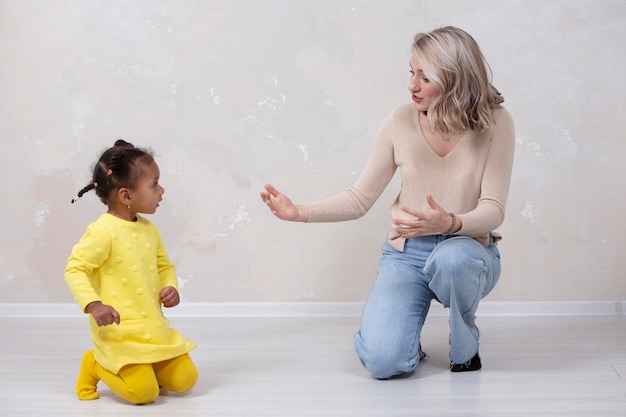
[[77, 350, 198, 404]]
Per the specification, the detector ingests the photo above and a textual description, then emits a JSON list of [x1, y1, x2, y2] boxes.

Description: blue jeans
[[353, 234, 500, 379]]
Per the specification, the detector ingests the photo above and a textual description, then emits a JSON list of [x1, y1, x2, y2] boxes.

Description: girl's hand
[[393, 194, 456, 237], [259, 184, 301, 221], [159, 286, 180, 308], [86, 301, 120, 326]]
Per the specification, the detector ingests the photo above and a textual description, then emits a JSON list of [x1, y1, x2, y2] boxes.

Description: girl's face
[[129, 160, 164, 215], [408, 51, 441, 112]]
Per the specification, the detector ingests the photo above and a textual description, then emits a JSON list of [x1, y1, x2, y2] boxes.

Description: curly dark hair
[[71, 139, 155, 205]]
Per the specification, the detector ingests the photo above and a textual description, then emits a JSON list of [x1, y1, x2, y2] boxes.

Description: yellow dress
[[65, 213, 195, 374]]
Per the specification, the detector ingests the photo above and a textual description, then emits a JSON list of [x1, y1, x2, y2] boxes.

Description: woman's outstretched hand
[[260, 184, 300, 221]]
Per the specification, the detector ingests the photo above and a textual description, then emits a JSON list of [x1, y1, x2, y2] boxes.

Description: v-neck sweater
[[303, 103, 515, 251]]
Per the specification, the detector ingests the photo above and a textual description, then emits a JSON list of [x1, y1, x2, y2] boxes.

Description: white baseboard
[[0, 300, 623, 318]]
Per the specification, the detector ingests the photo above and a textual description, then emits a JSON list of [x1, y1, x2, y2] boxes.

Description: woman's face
[[408, 51, 441, 112]]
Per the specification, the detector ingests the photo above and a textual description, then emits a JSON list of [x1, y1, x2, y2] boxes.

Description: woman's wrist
[[290, 204, 299, 221]]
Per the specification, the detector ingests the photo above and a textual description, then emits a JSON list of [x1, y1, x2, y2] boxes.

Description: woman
[[260, 26, 515, 378]]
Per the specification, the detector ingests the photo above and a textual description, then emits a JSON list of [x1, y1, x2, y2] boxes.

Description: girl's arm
[[64, 223, 111, 313]]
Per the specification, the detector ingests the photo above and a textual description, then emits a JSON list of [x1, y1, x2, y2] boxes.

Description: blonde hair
[[412, 26, 503, 134]]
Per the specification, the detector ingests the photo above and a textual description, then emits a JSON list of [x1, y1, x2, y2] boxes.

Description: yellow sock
[[76, 350, 99, 400]]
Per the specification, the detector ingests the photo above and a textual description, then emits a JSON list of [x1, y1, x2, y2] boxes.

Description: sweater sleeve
[[305, 111, 398, 222], [154, 225, 178, 290], [64, 223, 111, 313], [457, 107, 516, 236]]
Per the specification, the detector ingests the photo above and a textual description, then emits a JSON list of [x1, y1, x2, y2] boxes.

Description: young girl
[[65, 139, 198, 404]]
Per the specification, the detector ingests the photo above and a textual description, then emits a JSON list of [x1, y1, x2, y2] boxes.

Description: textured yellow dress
[[65, 213, 195, 374]]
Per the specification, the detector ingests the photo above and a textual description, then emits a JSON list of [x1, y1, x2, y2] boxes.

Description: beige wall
[[1, 0, 624, 303]]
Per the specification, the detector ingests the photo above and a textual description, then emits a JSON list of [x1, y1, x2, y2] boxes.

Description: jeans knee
[[426, 254, 486, 306], [356, 338, 416, 379], [360, 351, 415, 379]]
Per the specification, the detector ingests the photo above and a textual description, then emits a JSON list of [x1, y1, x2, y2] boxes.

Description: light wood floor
[[2, 313, 625, 416]]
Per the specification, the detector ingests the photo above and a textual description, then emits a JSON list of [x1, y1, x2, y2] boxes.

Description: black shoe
[[450, 353, 481, 372], [418, 344, 427, 360]]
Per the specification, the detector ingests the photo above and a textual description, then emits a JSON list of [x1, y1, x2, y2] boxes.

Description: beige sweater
[[304, 103, 515, 251]]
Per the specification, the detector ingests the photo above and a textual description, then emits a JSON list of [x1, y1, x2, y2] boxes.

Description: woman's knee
[[425, 239, 491, 295], [359, 352, 417, 380], [355, 333, 418, 379], [427, 238, 484, 272]]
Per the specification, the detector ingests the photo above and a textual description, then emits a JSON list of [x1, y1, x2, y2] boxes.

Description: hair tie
[[107, 169, 113, 176], [444, 212, 457, 235], [71, 196, 80, 204], [93, 182, 98, 188]]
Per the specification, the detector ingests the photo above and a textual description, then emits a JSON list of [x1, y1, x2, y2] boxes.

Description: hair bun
[[114, 139, 134, 148]]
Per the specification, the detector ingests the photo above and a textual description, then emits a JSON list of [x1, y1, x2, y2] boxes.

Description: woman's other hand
[[393, 194, 459, 237]]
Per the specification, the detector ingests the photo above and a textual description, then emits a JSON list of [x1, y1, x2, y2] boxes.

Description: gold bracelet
[[444, 212, 457, 235], [290, 204, 299, 222]]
